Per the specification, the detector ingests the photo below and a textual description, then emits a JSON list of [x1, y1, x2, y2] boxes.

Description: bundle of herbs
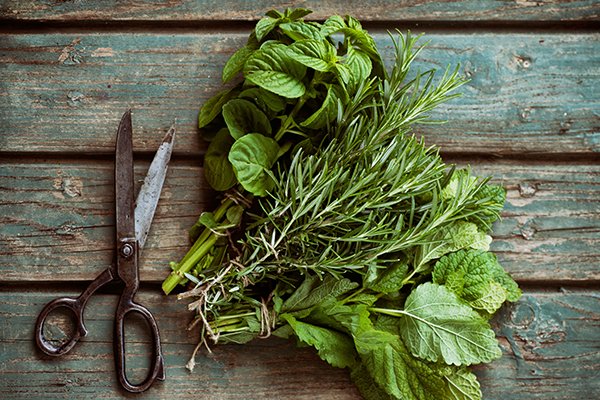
[[163, 8, 520, 400]]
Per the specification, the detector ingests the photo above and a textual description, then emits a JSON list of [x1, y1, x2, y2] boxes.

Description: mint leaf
[[228, 133, 280, 196], [244, 44, 307, 98], [489, 259, 522, 302], [204, 128, 237, 191], [286, 8, 312, 20], [419, 221, 492, 266], [198, 88, 236, 128], [222, 99, 272, 139], [255, 17, 279, 41], [398, 282, 501, 366], [222, 45, 257, 83], [300, 84, 339, 129], [280, 21, 323, 41], [288, 39, 337, 72], [345, 45, 373, 87], [433, 249, 520, 312], [239, 87, 287, 114], [320, 15, 346, 36], [469, 281, 507, 314], [334, 63, 352, 85], [282, 314, 358, 368]]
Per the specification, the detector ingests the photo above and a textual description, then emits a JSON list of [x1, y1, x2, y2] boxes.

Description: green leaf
[[280, 21, 323, 41], [244, 44, 307, 98], [198, 212, 218, 229], [364, 262, 408, 294], [302, 300, 369, 336], [222, 45, 257, 83], [442, 169, 478, 200], [222, 98, 272, 140], [217, 331, 257, 345], [397, 282, 501, 366], [228, 133, 280, 196], [282, 314, 358, 369], [445, 368, 482, 400], [198, 88, 236, 128], [342, 22, 379, 59], [468, 281, 508, 314], [288, 39, 337, 72], [433, 250, 504, 313], [320, 15, 346, 36], [255, 16, 279, 41], [203, 128, 237, 191], [239, 87, 287, 114], [419, 221, 492, 266], [489, 259, 522, 302], [341, 18, 385, 76], [354, 328, 482, 399], [265, 9, 284, 19], [346, 45, 372, 86], [334, 63, 352, 85], [226, 205, 244, 226], [282, 274, 358, 313], [286, 8, 313, 20], [350, 364, 395, 400], [300, 84, 339, 129], [433, 249, 520, 311]]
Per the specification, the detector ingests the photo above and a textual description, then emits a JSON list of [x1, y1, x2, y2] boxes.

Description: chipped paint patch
[[58, 38, 84, 65], [53, 176, 83, 198], [91, 47, 114, 57], [67, 91, 85, 107]]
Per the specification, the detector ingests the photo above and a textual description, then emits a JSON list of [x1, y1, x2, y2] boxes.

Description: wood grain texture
[[0, 288, 597, 399], [1, 33, 598, 155], [1, 0, 598, 22], [1, 159, 598, 283]]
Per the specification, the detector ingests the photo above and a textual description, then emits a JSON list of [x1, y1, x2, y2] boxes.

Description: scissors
[[34, 110, 172, 393]]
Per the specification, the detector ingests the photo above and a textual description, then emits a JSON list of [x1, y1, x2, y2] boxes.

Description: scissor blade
[[134, 126, 175, 250], [115, 110, 136, 242]]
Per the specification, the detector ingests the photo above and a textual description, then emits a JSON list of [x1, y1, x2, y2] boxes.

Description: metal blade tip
[[162, 125, 175, 145]]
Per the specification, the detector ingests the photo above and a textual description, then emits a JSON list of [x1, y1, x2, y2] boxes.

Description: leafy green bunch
[[200, 8, 383, 196], [162, 8, 389, 294], [165, 9, 522, 400]]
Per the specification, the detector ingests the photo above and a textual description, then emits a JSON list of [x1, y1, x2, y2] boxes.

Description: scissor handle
[[114, 297, 165, 393], [34, 297, 87, 356]]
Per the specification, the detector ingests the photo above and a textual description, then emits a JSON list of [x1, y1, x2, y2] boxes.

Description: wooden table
[[1, 2, 599, 398]]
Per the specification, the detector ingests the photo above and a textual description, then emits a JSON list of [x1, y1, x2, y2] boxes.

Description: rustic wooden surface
[[1, 33, 599, 155], [0, 1, 599, 399]]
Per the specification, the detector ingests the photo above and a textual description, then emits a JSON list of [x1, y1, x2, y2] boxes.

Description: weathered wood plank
[[1, 159, 598, 283], [1, 33, 598, 155], [1, 0, 598, 22], [0, 289, 597, 399], [0, 159, 214, 282]]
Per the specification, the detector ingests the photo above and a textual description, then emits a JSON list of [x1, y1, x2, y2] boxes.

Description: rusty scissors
[[34, 110, 172, 393]]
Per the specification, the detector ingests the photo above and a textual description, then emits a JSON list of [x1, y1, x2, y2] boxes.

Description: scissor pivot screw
[[121, 243, 134, 258]]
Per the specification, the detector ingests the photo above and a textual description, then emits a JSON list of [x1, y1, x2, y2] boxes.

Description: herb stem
[[369, 307, 409, 318], [162, 233, 218, 294], [162, 198, 235, 294]]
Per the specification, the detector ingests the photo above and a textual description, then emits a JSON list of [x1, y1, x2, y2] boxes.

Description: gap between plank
[[0, 19, 599, 35], [2, 151, 599, 165]]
